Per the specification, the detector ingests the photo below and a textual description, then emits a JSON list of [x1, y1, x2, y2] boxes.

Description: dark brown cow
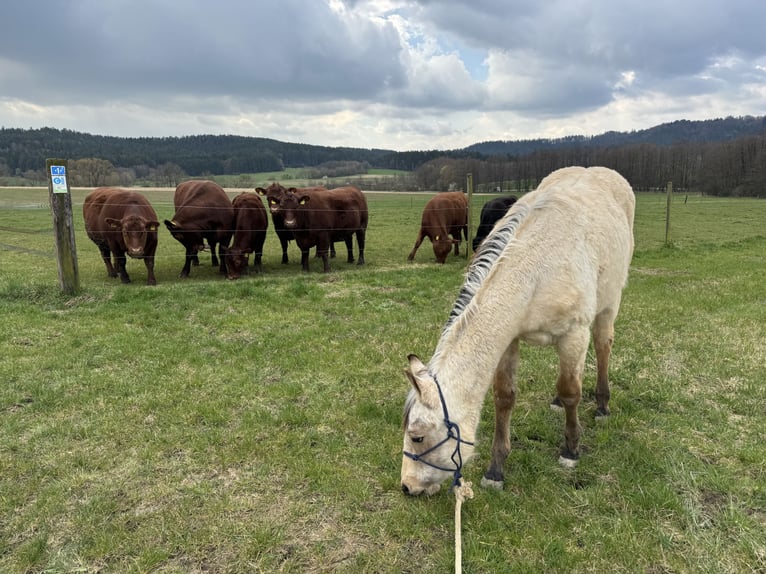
[[278, 185, 368, 272], [164, 180, 234, 278], [83, 187, 160, 285], [472, 195, 517, 251], [255, 183, 332, 263], [225, 192, 268, 280], [407, 191, 468, 263]]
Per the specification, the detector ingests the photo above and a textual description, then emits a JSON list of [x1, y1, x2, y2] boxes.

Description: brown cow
[[83, 187, 160, 285], [164, 180, 234, 278], [407, 191, 468, 263], [278, 185, 368, 272], [255, 183, 333, 263], [225, 192, 268, 280]]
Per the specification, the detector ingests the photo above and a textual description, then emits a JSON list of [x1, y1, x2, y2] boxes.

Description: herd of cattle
[[82, 180, 517, 285]]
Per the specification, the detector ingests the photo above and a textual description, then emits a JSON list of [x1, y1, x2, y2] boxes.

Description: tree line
[[1, 117, 765, 196], [412, 134, 766, 197]]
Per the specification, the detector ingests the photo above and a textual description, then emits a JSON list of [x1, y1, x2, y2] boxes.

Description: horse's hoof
[[480, 477, 504, 490], [558, 455, 578, 469], [550, 396, 564, 412], [595, 408, 610, 421]]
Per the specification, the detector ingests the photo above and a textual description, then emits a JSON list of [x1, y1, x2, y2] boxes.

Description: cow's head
[[256, 183, 288, 215], [278, 189, 308, 230], [164, 220, 206, 252], [432, 234, 458, 264], [224, 246, 252, 280], [106, 216, 159, 257]]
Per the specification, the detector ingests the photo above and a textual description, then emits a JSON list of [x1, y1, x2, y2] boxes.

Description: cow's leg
[[482, 338, 519, 490], [592, 308, 618, 418], [330, 242, 337, 259], [181, 246, 195, 278], [555, 327, 589, 467], [97, 241, 117, 277], [191, 250, 200, 266], [407, 231, 425, 261], [316, 238, 331, 273], [113, 249, 131, 284], [276, 229, 290, 264], [300, 247, 311, 272], [453, 235, 460, 256], [144, 256, 157, 286], [209, 239, 219, 267], [253, 235, 265, 274], [344, 236, 354, 263], [356, 229, 366, 266], [218, 243, 228, 275]]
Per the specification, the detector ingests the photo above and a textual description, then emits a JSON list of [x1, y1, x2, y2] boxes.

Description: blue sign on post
[[51, 166, 68, 193]]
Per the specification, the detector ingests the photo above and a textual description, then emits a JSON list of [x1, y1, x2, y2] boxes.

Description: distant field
[[1, 188, 764, 573]]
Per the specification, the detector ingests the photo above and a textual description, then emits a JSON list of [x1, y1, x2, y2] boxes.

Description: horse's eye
[[412, 436, 424, 444]]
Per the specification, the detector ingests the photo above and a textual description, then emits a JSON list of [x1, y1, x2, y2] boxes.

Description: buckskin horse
[[401, 166, 635, 496]]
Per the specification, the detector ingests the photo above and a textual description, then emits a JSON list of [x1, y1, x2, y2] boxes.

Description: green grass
[[1, 188, 765, 573]]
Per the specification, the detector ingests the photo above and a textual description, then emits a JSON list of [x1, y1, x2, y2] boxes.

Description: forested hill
[[1, 115, 764, 177], [0, 128, 393, 175], [464, 115, 766, 156]]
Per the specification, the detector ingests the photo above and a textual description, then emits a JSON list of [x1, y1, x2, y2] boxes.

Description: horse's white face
[[401, 355, 471, 496]]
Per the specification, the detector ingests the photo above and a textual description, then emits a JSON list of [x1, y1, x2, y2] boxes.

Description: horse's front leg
[[482, 339, 519, 490], [556, 328, 589, 467]]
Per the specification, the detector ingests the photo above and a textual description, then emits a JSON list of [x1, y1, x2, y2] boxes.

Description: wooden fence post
[[46, 158, 80, 295], [665, 181, 673, 246], [466, 173, 473, 259]]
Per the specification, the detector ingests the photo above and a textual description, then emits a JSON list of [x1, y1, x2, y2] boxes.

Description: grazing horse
[[401, 166, 635, 496]]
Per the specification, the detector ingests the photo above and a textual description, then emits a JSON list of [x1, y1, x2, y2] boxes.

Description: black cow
[[472, 196, 517, 251]]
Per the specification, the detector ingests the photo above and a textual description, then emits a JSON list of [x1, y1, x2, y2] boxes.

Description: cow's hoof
[[550, 396, 564, 412], [595, 407, 610, 421], [480, 477, 504, 490]]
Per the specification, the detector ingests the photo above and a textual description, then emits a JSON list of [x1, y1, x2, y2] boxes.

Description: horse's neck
[[431, 307, 524, 439]]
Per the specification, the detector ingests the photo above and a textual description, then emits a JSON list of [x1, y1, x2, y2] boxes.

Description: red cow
[[255, 183, 332, 263], [164, 180, 234, 278], [83, 187, 160, 285], [407, 191, 468, 263], [278, 185, 368, 272], [225, 192, 268, 279]]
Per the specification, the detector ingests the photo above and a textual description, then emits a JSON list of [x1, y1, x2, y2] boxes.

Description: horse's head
[[401, 355, 475, 496]]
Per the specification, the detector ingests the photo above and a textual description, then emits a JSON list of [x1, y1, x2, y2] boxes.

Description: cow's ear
[[299, 195, 310, 206], [255, 187, 265, 195], [147, 220, 160, 232], [164, 219, 177, 231], [105, 218, 121, 229]]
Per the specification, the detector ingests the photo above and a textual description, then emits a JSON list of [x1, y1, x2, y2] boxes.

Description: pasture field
[[1, 187, 765, 573]]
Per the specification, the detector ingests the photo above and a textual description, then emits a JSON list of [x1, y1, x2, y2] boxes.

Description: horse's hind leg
[[592, 308, 617, 418], [556, 328, 589, 468], [482, 339, 519, 490]]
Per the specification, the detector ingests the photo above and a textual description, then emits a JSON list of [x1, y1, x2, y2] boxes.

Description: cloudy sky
[[1, 0, 764, 151]]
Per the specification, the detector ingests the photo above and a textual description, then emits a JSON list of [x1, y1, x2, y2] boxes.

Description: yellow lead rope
[[453, 479, 474, 574]]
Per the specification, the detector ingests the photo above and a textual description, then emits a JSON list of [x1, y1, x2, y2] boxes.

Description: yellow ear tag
[[299, 198, 308, 205], [435, 235, 440, 241]]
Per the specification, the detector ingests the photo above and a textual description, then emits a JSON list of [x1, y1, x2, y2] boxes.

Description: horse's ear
[[405, 355, 439, 410]]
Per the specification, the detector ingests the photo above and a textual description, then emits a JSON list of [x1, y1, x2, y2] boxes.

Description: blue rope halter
[[403, 372, 475, 489]]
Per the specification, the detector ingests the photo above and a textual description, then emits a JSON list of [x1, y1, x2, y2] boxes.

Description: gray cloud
[[1, 0, 764, 150]]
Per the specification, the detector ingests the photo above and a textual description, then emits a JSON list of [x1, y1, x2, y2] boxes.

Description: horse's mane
[[438, 201, 531, 343]]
